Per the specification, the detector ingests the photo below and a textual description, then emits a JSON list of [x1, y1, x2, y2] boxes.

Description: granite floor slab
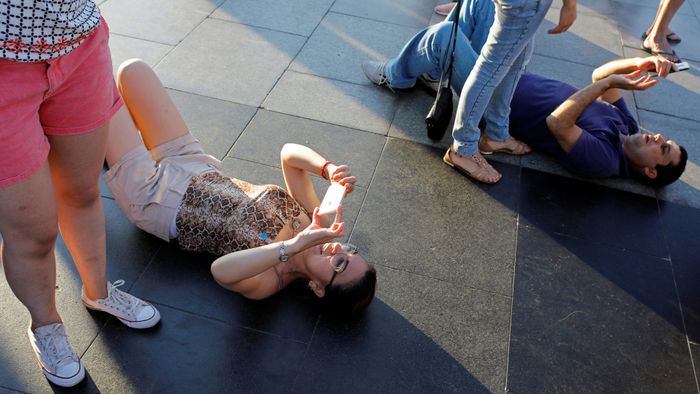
[[508, 225, 696, 393], [156, 18, 306, 106], [289, 12, 420, 85], [2, 0, 700, 391], [211, 0, 333, 37], [263, 71, 399, 134]]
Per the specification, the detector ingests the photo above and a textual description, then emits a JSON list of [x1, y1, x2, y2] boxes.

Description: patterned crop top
[[1, 0, 101, 62], [175, 172, 307, 256]]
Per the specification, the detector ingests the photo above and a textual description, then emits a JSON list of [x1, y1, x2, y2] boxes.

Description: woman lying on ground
[[104, 59, 376, 315]]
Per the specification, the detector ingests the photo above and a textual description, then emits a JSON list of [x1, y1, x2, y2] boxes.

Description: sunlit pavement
[[1, 0, 699, 392]]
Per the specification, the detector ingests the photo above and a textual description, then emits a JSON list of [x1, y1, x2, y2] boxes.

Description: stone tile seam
[[346, 135, 390, 243], [109, 31, 176, 48], [205, 14, 312, 39], [373, 263, 514, 301], [518, 225, 672, 260], [127, 299, 310, 346], [149, 0, 227, 68], [163, 86, 259, 112], [531, 48, 621, 68], [255, 105, 394, 139], [264, 69, 400, 136], [637, 107, 700, 125], [253, 0, 335, 114], [222, 108, 262, 159], [290, 314, 322, 391], [504, 165, 525, 392], [327, 10, 431, 30], [530, 52, 597, 73], [0, 384, 26, 394], [657, 200, 700, 391], [221, 155, 372, 190]]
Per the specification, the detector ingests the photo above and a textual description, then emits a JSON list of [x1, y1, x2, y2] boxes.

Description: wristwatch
[[278, 242, 289, 262]]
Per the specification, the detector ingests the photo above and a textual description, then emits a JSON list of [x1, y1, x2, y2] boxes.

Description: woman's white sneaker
[[28, 323, 85, 387], [81, 280, 161, 329]]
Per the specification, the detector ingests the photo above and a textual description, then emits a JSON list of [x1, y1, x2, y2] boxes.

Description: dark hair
[[323, 265, 377, 316], [633, 145, 688, 188]]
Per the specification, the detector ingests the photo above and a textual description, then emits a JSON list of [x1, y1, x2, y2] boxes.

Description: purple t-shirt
[[509, 73, 639, 178]]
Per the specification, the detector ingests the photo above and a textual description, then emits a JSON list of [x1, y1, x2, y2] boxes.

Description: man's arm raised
[[592, 56, 673, 103], [546, 72, 658, 152]]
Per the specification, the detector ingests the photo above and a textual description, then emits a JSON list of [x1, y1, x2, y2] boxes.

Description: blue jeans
[[453, 0, 552, 155], [384, 0, 551, 155], [385, 0, 493, 91]]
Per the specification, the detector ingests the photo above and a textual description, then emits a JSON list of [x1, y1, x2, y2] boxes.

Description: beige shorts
[[104, 134, 222, 241]]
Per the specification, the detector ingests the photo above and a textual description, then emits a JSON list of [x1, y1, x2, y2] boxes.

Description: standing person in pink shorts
[[0, 0, 160, 387]]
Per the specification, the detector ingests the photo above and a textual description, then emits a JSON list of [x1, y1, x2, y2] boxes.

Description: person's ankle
[[82, 284, 108, 301], [31, 317, 62, 332]]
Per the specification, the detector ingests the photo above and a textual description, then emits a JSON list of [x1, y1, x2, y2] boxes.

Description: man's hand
[[327, 164, 356, 193], [548, 2, 576, 34], [635, 56, 674, 78], [606, 70, 658, 91]]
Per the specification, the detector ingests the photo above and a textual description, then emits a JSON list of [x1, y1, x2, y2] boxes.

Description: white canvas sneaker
[[82, 280, 161, 329], [28, 323, 85, 387]]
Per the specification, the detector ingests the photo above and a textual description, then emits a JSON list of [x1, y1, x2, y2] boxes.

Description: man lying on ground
[[362, 0, 687, 186]]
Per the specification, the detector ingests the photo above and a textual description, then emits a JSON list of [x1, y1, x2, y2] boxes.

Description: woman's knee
[[117, 58, 154, 90], [54, 183, 100, 209], [2, 218, 58, 258]]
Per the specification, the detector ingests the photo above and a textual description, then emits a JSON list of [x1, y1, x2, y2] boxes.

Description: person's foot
[[642, 35, 681, 62], [361, 61, 393, 91], [643, 30, 682, 44], [28, 323, 86, 387], [479, 136, 532, 155], [434, 2, 456, 16], [82, 280, 161, 329], [443, 147, 502, 184]]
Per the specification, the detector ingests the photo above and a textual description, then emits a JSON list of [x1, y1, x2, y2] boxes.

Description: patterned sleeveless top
[[1, 0, 100, 62], [175, 172, 307, 256]]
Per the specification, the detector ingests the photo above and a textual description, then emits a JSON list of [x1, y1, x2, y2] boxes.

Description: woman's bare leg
[[117, 59, 189, 150], [105, 106, 147, 167], [48, 125, 109, 300], [0, 162, 62, 330], [644, 0, 685, 61]]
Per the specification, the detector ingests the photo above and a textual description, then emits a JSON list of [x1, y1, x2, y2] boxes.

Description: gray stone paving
[[1, 0, 700, 392]]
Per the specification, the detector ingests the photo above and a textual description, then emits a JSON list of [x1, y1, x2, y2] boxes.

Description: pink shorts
[[0, 18, 123, 188]]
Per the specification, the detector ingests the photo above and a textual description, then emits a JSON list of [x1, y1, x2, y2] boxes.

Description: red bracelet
[[320, 161, 332, 180]]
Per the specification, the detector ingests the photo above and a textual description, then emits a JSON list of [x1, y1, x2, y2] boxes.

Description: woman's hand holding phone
[[289, 206, 344, 254], [327, 164, 356, 193]]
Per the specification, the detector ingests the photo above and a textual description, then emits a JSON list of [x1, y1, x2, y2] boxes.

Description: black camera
[[425, 0, 461, 142], [425, 83, 452, 141]]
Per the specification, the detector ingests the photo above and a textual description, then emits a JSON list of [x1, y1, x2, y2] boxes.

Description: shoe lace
[[36, 325, 77, 370], [376, 62, 394, 92], [100, 280, 145, 317]]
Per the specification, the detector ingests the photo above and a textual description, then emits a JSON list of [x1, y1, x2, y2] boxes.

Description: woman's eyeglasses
[[326, 243, 358, 289]]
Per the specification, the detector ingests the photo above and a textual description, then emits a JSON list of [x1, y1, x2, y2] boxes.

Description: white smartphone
[[672, 61, 689, 73], [318, 183, 346, 216]]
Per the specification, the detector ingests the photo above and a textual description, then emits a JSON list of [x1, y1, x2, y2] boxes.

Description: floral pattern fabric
[[1, 0, 100, 62]]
